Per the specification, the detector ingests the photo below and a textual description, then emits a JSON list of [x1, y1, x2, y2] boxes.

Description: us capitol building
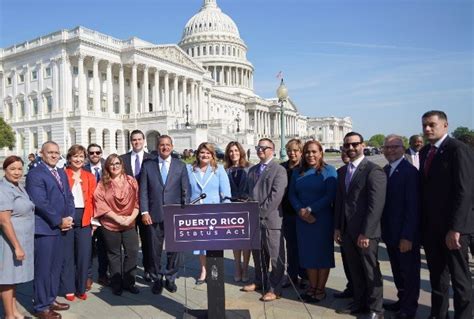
[[0, 0, 352, 156]]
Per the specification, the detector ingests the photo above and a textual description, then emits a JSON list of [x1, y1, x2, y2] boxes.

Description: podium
[[164, 202, 260, 319]]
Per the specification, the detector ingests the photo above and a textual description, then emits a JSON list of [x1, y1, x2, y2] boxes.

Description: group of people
[[0, 109, 473, 319]]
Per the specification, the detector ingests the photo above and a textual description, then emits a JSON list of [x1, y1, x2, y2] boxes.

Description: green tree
[[0, 117, 15, 149], [401, 136, 409, 149], [367, 134, 385, 148], [452, 126, 474, 139]]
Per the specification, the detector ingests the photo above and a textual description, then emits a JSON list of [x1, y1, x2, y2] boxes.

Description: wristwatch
[[306, 206, 312, 213]]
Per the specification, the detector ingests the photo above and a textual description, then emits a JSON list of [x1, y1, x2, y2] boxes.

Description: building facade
[[0, 0, 351, 157]]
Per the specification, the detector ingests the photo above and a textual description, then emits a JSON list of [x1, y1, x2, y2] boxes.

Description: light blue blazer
[[186, 164, 231, 204]]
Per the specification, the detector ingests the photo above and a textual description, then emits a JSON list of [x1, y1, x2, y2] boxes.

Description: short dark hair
[[409, 134, 423, 144], [67, 144, 87, 162], [130, 130, 144, 140], [422, 110, 448, 121], [344, 132, 364, 143], [3, 155, 24, 170], [87, 143, 102, 152], [157, 134, 173, 145], [258, 138, 275, 150]]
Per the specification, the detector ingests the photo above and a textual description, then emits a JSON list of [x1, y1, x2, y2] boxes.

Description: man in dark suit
[[242, 138, 287, 302], [419, 110, 473, 319], [139, 135, 190, 294], [404, 135, 424, 170], [26, 141, 75, 319], [120, 130, 155, 282], [84, 143, 108, 287], [334, 132, 387, 319], [381, 135, 421, 319]]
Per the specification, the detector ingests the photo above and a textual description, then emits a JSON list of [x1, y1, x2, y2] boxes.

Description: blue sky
[[1, 0, 472, 138]]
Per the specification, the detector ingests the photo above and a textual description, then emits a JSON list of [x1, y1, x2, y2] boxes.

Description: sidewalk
[[9, 245, 462, 319]]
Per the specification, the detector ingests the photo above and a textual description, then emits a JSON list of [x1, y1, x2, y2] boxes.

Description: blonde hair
[[192, 142, 218, 172]]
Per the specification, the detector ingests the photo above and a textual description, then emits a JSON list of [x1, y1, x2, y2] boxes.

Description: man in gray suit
[[139, 135, 190, 295], [242, 138, 287, 302], [334, 132, 387, 319]]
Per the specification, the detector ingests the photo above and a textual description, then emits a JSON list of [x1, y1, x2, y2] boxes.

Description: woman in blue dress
[[289, 140, 337, 302], [187, 142, 231, 284], [224, 141, 251, 282], [0, 156, 35, 319]]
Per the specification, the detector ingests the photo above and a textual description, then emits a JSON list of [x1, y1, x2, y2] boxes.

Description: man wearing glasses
[[242, 138, 287, 302], [334, 132, 386, 319], [84, 144, 109, 288]]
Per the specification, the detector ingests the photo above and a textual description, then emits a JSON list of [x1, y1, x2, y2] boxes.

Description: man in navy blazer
[[139, 135, 190, 294], [381, 135, 421, 319], [120, 130, 155, 282], [26, 141, 75, 319], [419, 111, 473, 319]]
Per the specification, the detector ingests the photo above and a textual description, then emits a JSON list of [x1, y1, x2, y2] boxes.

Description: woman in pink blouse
[[93, 154, 140, 296]]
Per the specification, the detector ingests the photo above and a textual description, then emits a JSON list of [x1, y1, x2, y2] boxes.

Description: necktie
[[94, 167, 100, 183], [424, 145, 437, 176], [134, 154, 141, 178], [344, 163, 355, 191], [384, 165, 390, 177], [161, 161, 168, 184], [256, 163, 266, 179], [51, 169, 64, 192]]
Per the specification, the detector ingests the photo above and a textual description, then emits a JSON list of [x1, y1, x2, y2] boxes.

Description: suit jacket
[[420, 136, 474, 236], [25, 162, 75, 236], [139, 157, 190, 223], [121, 151, 154, 179], [381, 158, 420, 246], [335, 157, 387, 239], [187, 164, 231, 204], [225, 166, 251, 201], [247, 160, 288, 229], [84, 158, 106, 174], [65, 168, 97, 227]]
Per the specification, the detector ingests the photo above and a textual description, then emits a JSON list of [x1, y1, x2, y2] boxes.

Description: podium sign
[[164, 202, 260, 252]]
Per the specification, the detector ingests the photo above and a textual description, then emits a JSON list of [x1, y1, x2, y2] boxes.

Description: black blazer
[[381, 158, 420, 246], [120, 151, 154, 179], [335, 157, 387, 239], [420, 136, 474, 237], [139, 157, 190, 223]]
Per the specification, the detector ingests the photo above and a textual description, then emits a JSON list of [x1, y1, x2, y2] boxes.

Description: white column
[[206, 89, 211, 121], [12, 70, 17, 121], [25, 66, 31, 120], [226, 66, 230, 85], [92, 57, 100, 113], [173, 75, 178, 112], [198, 83, 203, 122], [106, 61, 113, 114], [153, 69, 160, 112], [212, 67, 217, 83], [131, 63, 137, 114], [219, 66, 223, 85], [182, 77, 187, 109], [142, 65, 149, 113], [37, 62, 44, 116], [164, 72, 169, 110], [52, 59, 59, 112], [240, 68, 243, 86], [118, 64, 125, 114], [77, 56, 86, 114]]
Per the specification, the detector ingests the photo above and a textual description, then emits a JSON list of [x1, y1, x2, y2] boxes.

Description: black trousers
[[89, 226, 108, 278], [386, 243, 421, 316], [342, 234, 383, 313], [423, 234, 472, 319], [136, 216, 154, 274], [102, 227, 139, 289], [282, 214, 306, 281], [340, 244, 354, 293], [148, 222, 181, 281]]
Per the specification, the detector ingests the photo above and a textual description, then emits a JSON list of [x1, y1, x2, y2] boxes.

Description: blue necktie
[[161, 161, 168, 184], [94, 167, 100, 183], [134, 155, 141, 178]]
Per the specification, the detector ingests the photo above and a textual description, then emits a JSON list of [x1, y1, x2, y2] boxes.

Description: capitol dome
[[179, 0, 255, 96]]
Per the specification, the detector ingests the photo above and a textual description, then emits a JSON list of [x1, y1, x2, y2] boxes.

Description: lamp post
[[235, 113, 241, 133], [276, 78, 288, 161], [184, 104, 190, 128]]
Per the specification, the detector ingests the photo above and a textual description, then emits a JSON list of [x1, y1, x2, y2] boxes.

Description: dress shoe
[[98, 276, 110, 286], [383, 301, 401, 312], [195, 278, 206, 285], [260, 291, 281, 302], [112, 286, 123, 296], [125, 285, 140, 294], [86, 278, 93, 291], [76, 293, 87, 300], [65, 294, 75, 301], [164, 279, 177, 293], [335, 306, 368, 315], [143, 272, 153, 282], [367, 311, 384, 319], [152, 279, 164, 295], [50, 300, 70, 311], [241, 283, 262, 292], [392, 312, 415, 319], [333, 288, 353, 299], [34, 309, 61, 319]]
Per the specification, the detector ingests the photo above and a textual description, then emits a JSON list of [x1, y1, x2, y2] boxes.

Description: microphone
[[221, 193, 248, 202], [190, 193, 206, 205]]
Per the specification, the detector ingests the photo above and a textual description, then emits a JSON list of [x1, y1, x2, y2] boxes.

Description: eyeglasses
[[343, 142, 362, 149], [382, 145, 403, 150], [88, 151, 102, 155], [255, 145, 272, 152], [109, 162, 122, 167]]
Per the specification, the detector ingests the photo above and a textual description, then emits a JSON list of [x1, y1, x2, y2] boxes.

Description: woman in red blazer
[[61, 144, 96, 301]]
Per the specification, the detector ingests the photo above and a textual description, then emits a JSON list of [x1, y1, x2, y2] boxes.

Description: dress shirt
[[388, 156, 404, 177], [158, 156, 171, 174], [131, 150, 144, 176], [433, 133, 448, 149], [90, 163, 102, 176], [408, 148, 420, 170]]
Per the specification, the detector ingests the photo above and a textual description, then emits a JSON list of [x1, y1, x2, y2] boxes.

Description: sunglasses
[[343, 142, 362, 149], [89, 151, 102, 155], [255, 145, 272, 152]]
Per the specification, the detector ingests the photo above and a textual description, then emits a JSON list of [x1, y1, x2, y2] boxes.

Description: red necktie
[[424, 145, 437, 176]]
